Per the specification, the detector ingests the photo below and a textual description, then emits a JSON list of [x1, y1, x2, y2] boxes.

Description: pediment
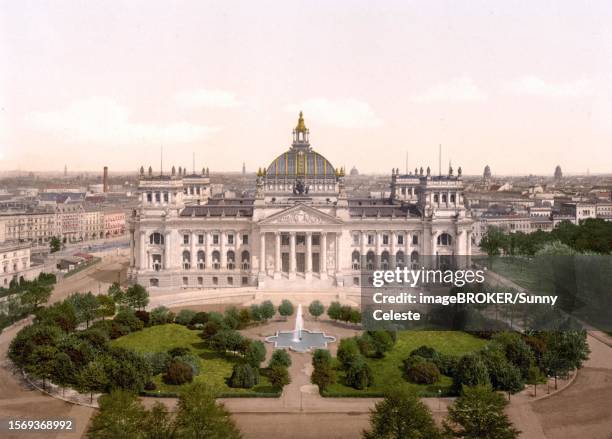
[[259, 203, 343, 226]]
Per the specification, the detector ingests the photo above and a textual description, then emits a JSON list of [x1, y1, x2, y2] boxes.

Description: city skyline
[[2, 1, 612, 174]]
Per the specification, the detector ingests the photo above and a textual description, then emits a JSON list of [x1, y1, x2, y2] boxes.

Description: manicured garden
[[111, 323, 276, 396], [323, 330, 488, 397]]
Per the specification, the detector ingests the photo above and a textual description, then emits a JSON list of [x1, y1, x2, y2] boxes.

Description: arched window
[[396, 250, 405, 267], [182, 250, 191, 269], [437, 233, 453, 246], [197, 250, 205, 269], [212, 250, 221, 269], [241, 250, 250, 270], [450, 194, 456, 203], [366, 251, 375, 270], [410, 250, 419, 267], [227, 250, 235, 270], [433, 194, 439, 203], [381, 251, 390, 270], [352, 250, 361, 270], [150, 232, 164, 245], [442, 194, 447, 203]]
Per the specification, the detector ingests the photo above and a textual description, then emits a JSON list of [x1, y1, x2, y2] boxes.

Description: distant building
[[350, 166, 359, 176], [242, 162, 246, 175], [483, 165, 492, 180], [0, 241, 41, 287], [554, 165, 563, 180]]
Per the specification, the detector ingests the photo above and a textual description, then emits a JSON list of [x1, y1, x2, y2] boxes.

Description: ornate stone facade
[[128, 114, 473, 290]]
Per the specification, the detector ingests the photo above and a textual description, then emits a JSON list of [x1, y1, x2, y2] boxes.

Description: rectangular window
[[353, 277, 360, 286], [182, 277, 188, 286], [312, 235, 320, 246], [198, 234, 204, 244], [212, 276, 218, 285], [228, 234, 234, 245], [213, 234, 219, 245], [155, 192, 161, 202], [412, 235, 418, 245], [146, 192, 152, 202], [382, 234, 389, 245], [367, 234, 374, 245], [227, 276, 233, 285], [242, 234, 249, 245], [183, 234, 189, 244], [241, 276, 248, 285], [281, 235, 289, 245], [352, 233, 359, 245], [197, 277, 203, 286], [397, 234, 404, 245], [163, 192, 169, 202]]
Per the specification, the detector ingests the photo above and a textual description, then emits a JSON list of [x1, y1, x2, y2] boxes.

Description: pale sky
[[1, 0, 612, 175]]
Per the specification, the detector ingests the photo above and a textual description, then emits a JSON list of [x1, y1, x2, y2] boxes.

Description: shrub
[[366, 330, 394, 358], [168, 347, 190, 358], [145, 351, 171, 375], [134, 310, 150, 325], [238, 308, 252, 328], [175, 353, 201, 376], [209, 329, 245, 354], [278, 300, 294, 319], [406, 361, 440, 384], [311, 349, 335, 391], [108, 322, 130, 339], [78, 328, 109, 350], [113, 309, 144, 332], [337, 337, 360, 369], [260, 301, 275, 321], [202, 321, 222, 339], [312, 349, 332, 368], [223, 307, 240, 329], [269, 349, 291, 368], [144, 381, 157, 391], [308, 300, 324, 320], [453, 353, 490, 392], [149, 306, 174, 326], [190, 312, 209, 325], [175, 309, 196, 326], [268, 364, 290, 389], [228, 363, 258, 388], [345, 356, 373, 390], [162, 359, 193, 385]]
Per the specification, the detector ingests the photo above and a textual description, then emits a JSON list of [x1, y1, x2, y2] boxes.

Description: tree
[[26, 345, 57, 390], [149, 306, 173, 325], [36, 300, 78, 331], [405, 360, 440, 385], [174, 382, 241, 439], [363, 386, 444, 439], [453, 353, 490, 392], [21, 280, 52, 309], [345, 356, 374, 390], [88, 390, 146, 439], [175, 309, 197, 326], [480, 346, 524, 394], [526, 366, 546, 397], [78, 360, 108, 403], [50, 236, 62, 253], [52, 352, 75, 396], [278, 300, 294, 320], [228, 363, 258, 388], [244, 340, 266, 368], [107, 282, 124, 304], [337, 337, 361, 369], [480, 226, 509, 256], [445, 385, 520, 439], [327, 301, 342, 321], [97, 295, 116, 320], [367, 331, 394, 358], [141, 402, 177, 439], [67, 292, 99, 328], [210, 329, 245, 355], [311, 349, 336, 391], [492, 332, 535, 379], [308, 300, 324, 320], [268, 364, 290, 389], [269, 349, 291, 368], [260, 300, 276, 322], [541, 330, 589, 389], [124, 284, 149, 310]]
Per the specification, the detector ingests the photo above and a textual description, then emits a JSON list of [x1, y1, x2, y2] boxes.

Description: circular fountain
[[265, 304, 336, 353]]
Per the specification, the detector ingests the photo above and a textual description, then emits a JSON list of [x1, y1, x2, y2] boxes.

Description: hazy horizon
[[2, 1, 612, 175]]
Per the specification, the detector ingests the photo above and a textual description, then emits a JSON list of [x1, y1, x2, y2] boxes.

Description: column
[[335, 231, 343, 284], [360, 231, 366, 270], [289, 232, 296, 279], [190, 232, 196, 269], [259, 232, 266, 274], [375, 231, 381, 269], [220, 230, 226, 269], [274, 232, 281, 279], [205, 231, 212, 269], [164, 231, 171, 269], [139, 231, 146, 269], [390, 231, 396, 269], [320, 232, 327, 279], [305, 232, 312, 279]]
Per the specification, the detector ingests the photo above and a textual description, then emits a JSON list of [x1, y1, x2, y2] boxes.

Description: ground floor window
[[227, 276, 233, 285], [150, 278, 159, 287], [241, 276, 248, 285], [213, 276, 218, 285], [197, 276, 203, 285], [182, 277, 188, 286]]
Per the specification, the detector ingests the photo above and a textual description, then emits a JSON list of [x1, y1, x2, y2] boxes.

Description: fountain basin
[[265, 330, 336, 353]]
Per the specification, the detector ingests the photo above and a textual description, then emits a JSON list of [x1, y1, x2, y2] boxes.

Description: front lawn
[[324, 330, 488, 397], [111, 324, 276, 396]]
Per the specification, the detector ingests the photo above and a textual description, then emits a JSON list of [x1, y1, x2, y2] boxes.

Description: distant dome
[[483, 165, 492, 179], [350, 166, 359, 176], [554, 165, 562, 179]]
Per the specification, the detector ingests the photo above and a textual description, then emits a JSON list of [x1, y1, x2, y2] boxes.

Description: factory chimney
[[103, 166, 109, 193]]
